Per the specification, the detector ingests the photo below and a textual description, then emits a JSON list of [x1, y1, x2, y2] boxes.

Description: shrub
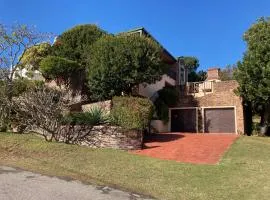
[[110, 96, 154, 130], [154, 86, 179, 122], [12, 79, 44, 97], [0, 84, 9, 132], [40, 56, 82, 83], [154, 99, 169, 122], [63, 107, 108, 126], [157, 86, 179, 106]]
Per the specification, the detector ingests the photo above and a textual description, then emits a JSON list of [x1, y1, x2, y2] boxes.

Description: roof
[[121, 27, 177, 63]]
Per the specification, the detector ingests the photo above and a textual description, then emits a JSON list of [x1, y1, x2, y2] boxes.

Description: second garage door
[[204, 107, 236, 133]]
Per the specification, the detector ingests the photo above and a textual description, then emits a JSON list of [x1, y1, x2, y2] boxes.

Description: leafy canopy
[[178, 56, 199, 71], [20, 43, 51, 70], [86, 34, 166, 101], [188, 70, 207, 82], [51, 24, 107, 64], [40, 56, 82, 85], [235, 17, 270, 105]]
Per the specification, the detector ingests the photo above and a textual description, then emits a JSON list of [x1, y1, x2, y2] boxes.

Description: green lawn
[[0, 133, 270, 200]]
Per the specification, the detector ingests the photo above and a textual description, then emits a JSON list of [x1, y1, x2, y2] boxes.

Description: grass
[[0, 133, 270, 200]]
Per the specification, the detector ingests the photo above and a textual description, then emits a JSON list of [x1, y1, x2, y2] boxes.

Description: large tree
[[188, 70, 207, 82], [51, 24, 107, 65], [178, 56, 203, 82], [86, 34, 166, 101], [46, 25, 107, 95], [235, 17, 270, 135], [178, 56, 199, 71]]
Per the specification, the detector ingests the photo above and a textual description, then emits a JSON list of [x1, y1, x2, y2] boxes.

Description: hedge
[[110, 96, 154, 130]]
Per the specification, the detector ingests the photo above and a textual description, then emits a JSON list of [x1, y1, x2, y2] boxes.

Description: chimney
[[206, 68, 220, 81]]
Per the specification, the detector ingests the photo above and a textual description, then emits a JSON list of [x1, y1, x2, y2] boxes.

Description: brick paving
[[133, 133, 238, 164]]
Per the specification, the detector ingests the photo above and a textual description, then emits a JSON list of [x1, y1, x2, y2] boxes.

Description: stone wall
[[67, 125, 143, 150], [175, 80, 244, 134]]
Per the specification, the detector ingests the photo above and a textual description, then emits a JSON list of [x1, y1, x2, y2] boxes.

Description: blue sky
[[1, 0, 270, 70]]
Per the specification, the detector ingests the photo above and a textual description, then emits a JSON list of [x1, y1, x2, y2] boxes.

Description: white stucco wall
[[138, 74, 176, 99], [14, 68, 45, 81], [151, 120, 169, 133]]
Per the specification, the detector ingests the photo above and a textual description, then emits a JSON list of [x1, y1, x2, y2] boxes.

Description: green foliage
[[154, 86, 179, 122], [0, 84, 9, 132], [110, 96, 154, 130], [63, 107, 108, 126], [51, 24, 107, 64], [0, 79, 43, 131], [179, 56, 202, 82], [87, 34, 165, 101], [40, 56, 82, 84], [12, 79, 44, 97], [178, 56, 199, 71], [158, 86, 179, 106], [20, 43, 51, 70], [188, 70, 207, 82], [154, 99, 169, 122], [235, 17, 270, 134], [235, 18, 270, 105]]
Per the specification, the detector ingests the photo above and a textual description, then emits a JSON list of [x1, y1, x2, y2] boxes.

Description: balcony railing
[[186, 81, 213, 94]]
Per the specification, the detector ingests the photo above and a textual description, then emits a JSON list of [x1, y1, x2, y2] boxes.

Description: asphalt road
[[0, 166, 153, 200]]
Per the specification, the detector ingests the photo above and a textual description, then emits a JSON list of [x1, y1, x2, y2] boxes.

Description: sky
[[1, 0, 270, 70]]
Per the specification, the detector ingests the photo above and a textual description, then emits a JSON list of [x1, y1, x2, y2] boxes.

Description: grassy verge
[[0, 133, 270, 200]]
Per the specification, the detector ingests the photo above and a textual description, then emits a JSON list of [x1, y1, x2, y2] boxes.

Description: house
[[14, 68, 45, 81], [125, 27, 187, 100], [168, 68, 244, 134], [15, 26, 244, 135]]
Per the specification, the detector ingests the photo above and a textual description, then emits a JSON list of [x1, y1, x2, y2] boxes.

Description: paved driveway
[[0, 166, 153, 200], [134, 133, 238, 164]]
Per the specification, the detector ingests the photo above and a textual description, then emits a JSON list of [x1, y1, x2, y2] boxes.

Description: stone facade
[[66, 125, 143, 150], [175, 80, 244, 134]]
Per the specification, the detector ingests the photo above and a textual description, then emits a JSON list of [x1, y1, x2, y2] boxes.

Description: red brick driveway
[[133, 133, 238, 164]]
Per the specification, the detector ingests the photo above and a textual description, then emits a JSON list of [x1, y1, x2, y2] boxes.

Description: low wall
[[77, 126, 143, 150], [31, 125, 143, 150]]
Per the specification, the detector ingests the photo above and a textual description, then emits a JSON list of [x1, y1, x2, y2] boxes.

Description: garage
[[170, 108, 198, 132], [203, 107, 236, 133]]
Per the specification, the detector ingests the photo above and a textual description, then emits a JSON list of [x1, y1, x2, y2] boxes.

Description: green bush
[[63, 106, 108, 126], [40, 56, 82, 81], [155, 86, 179, 122], [157, 86, 179, 106], [12, 79, 44, 96], [154, 99, 169, 122], [110, 96, 154, 130]]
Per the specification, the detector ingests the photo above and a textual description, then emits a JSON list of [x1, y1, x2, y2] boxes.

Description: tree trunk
[[260, 104, 270, 136], [243, 100, 253, 136]]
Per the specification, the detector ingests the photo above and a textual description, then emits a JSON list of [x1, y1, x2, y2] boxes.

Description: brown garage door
[[171, 109, 197, 132], [204, 108, 235, 133]]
